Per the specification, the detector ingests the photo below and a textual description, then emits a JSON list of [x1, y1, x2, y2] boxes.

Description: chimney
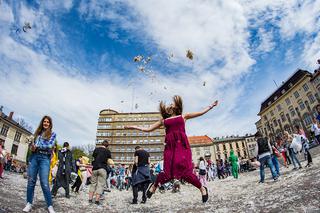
[[8, 111, 14, 120]]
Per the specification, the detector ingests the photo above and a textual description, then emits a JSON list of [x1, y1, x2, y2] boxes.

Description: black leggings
[[306, 150, 312, 164], [71, 176, 82, 192]]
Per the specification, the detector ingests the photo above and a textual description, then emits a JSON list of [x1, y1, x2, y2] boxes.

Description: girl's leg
[[38, 155, 53, 207], [80, 171, 87, 191], [307, 150, 312, 164], [26, 154, 39, 205], [182, 172, 207, 198], [153, 172, 171, 188], [182, 173, 202, 189], [0, 163, 3, 177]]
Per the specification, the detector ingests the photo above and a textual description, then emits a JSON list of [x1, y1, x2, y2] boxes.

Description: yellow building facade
[[257, 69, 320, 140], [96, 109, 165, 164], [0, 111, 32, 163], [213, 135, 250, 161], [188, 135, 216, 164]]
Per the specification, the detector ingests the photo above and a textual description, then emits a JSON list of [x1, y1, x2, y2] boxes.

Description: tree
[[71, 146, 88, 161], [16, 118, 33, 133]]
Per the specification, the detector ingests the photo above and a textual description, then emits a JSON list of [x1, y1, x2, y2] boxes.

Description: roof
[[0, 112, 32, 135], [258, 69, 312, 115], [99, 108, 160, 115], [188, 135, 213, 146]]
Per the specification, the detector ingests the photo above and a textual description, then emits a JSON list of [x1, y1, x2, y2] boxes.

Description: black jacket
[[56, 149, 74, 181]]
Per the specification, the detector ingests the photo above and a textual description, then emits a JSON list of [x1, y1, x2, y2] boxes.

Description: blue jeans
[[27, 153, 52, 207], [271, 155, 280, 176], [289, 148, 301, 168], [259, 155, 277, 182]]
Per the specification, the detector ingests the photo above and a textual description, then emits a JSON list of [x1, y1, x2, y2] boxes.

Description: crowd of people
[[0, 99, 319, 212]]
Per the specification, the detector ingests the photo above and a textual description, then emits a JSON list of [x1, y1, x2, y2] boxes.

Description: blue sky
[[0, 0, 319, 146]]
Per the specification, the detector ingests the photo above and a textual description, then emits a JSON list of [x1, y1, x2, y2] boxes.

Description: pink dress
[[163, 115, 192, 179], [154, 115, 201, 189]]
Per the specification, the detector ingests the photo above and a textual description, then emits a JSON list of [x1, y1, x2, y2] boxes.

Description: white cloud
[[302, 32, 320, 69], [0, 1, 14, 23], [1, 0, 320, 146]]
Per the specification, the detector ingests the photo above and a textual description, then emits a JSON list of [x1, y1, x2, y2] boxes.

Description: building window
[[99, 117, 112, 122], [1, 124, 9, 137], [270, 110, 274, 116], [14, 131, 22, 142], [11, 144, 18, 155], [216, 145, 220, 151], [280, 113, 286, 122], [217, 154, 221, 159], [242, 141, 245, 147], [302, 83, 309, 92], [308, 93, 315, 104], [303, 114, 312, 126], [236, 143, 239, 149], [224, 153, 228, 160], [289, 107, 295, 117], [273, 119, 278, 127], [277, 104, 282, 112], [229, 143, 232, 150], [285, 98, 291, 105], [298, 101, 305, 110], [237, 151, 241, 157], [294, 91, 300, 98], [263, 115, 267, 120], [223, 144, 226, 150]]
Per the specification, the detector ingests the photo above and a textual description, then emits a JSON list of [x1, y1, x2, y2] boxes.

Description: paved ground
[[1, 147, 320, 213]]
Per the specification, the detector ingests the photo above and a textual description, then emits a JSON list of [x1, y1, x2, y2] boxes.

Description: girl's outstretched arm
[[124, 120, 163, 132], [183, 100, 218, 120]]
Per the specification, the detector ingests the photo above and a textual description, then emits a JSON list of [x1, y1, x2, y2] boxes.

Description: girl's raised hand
[[210, 100, 219, 108]]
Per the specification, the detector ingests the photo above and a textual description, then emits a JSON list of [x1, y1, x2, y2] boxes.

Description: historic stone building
[[257, 69, 320, 141], [96, 109, 165, 164], [188, 135, 216, 163], [213, 135, 250, 161], [0, 111, 32, 163], [244, 135, 257, 159]]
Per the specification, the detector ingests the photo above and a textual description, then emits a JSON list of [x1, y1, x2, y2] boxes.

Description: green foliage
[[71, 147, 88, 160]]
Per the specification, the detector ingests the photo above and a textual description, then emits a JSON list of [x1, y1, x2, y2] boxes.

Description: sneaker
[[140, 200, 146, 204], [273, 177, 279, 182], [298, 166, 302, 169], [48, 206, 55, 213], [292, 167, 297, 171], [23, 203, 32, 212], [95, 201, 100, 205], [258, 181, 264, 184], [89, 199, 93, 204]]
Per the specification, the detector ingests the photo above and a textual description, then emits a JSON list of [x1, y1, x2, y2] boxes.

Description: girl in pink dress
[[125, 95, 218, 203]]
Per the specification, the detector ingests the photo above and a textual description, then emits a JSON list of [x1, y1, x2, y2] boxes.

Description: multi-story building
[[213, 135, 249, 161], [244, 134, 257, 159], [188, 135, 215, 163], [0, 111, 32, 163], [257, 69, 320, 140], [96, 109, 165, 164]]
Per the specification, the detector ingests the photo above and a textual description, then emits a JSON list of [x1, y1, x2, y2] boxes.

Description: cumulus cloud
[[1, 0, 320, 146]]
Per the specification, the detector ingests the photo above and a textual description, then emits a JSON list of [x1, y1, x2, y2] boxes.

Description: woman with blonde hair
[[23, 116, 56, 213], [125, 95, 218, 203]]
